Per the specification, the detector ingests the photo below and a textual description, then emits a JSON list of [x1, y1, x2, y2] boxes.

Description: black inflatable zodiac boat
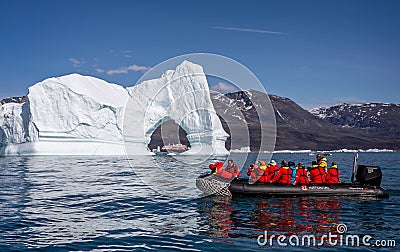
[[196, 158, 389, 198]]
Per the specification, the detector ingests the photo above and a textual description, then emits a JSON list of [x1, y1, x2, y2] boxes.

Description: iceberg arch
[[124, 60, 229, 156]]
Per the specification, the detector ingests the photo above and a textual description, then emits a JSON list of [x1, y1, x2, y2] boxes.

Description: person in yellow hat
[[316, 154, 328, 173], [257, 160, 268, 182]]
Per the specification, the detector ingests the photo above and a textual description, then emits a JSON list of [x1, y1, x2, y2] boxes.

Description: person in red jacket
[[247, 160, 276, 183], [247, 162, 260, 182], [293, 162, 309, 185], [326, 162, 340, 183], [257, 160, 268, 182], [270, 160, 293, 184], [225, 159, 240, 179], [316, 154, 328, 173], [308, 161, 326, 183], [263, 160, 280, 182], [209, 162, 233, 179], [247, 163, 256, 181]]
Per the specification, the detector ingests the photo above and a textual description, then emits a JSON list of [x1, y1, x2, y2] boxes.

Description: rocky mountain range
[[222, 90, 400, 151], [309, 103, 400, 137]]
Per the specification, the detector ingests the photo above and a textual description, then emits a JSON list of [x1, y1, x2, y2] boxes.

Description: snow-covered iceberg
[[0, 61, 229, 156], [0, 102, 37, 146], [1, 74, 129, 155]]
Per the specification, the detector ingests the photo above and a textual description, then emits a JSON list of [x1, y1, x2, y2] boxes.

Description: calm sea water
[[0, 153, 399, 251]]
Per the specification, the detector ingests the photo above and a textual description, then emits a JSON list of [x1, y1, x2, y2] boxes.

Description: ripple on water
[[0, 154, 399, 251]]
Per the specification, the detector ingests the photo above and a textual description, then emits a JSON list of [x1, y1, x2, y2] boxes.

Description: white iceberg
[[0, 61, 229, 156]]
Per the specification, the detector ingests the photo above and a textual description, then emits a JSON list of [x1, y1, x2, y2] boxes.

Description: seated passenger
[[258, 160, 267, 183], [326, 162, 340, 183], [247, 162, 263, 182], [225, 159, 240, 179], [293, 162, 309, 185], [308, 161, 326, 183], [288, 161, 297, 184], [270, 160, 292, 184], [209, 162, 233, 179], [263, 160, 279, 182], [316, 154, 328, 173]]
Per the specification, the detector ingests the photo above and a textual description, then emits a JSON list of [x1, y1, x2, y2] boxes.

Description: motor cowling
[[355, 165, 382, 186]]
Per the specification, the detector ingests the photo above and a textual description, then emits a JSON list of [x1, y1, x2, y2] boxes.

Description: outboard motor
[[355, 165, 383, 186]]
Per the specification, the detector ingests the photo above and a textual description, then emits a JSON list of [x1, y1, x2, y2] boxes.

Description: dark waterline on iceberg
[[0, 153, 399, 251]]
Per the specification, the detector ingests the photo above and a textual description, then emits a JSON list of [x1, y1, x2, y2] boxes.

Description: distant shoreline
[[230, 149, 396, 154]]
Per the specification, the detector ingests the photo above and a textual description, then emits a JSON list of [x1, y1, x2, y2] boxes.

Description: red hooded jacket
[[293, 167, 309, 185], [326, 165, 339, 183], [247, 164, 264, 182], [271, 166, 292, 184], [210, 162, 233, 179], [309, 165, 326, 183], [262, 164, 279, 182]]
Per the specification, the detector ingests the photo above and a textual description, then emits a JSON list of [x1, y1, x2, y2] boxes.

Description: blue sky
[[0, 0, 399, 108]]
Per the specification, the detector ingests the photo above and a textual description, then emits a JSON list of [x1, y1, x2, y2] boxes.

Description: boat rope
[[196, 175, 232, 197]]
